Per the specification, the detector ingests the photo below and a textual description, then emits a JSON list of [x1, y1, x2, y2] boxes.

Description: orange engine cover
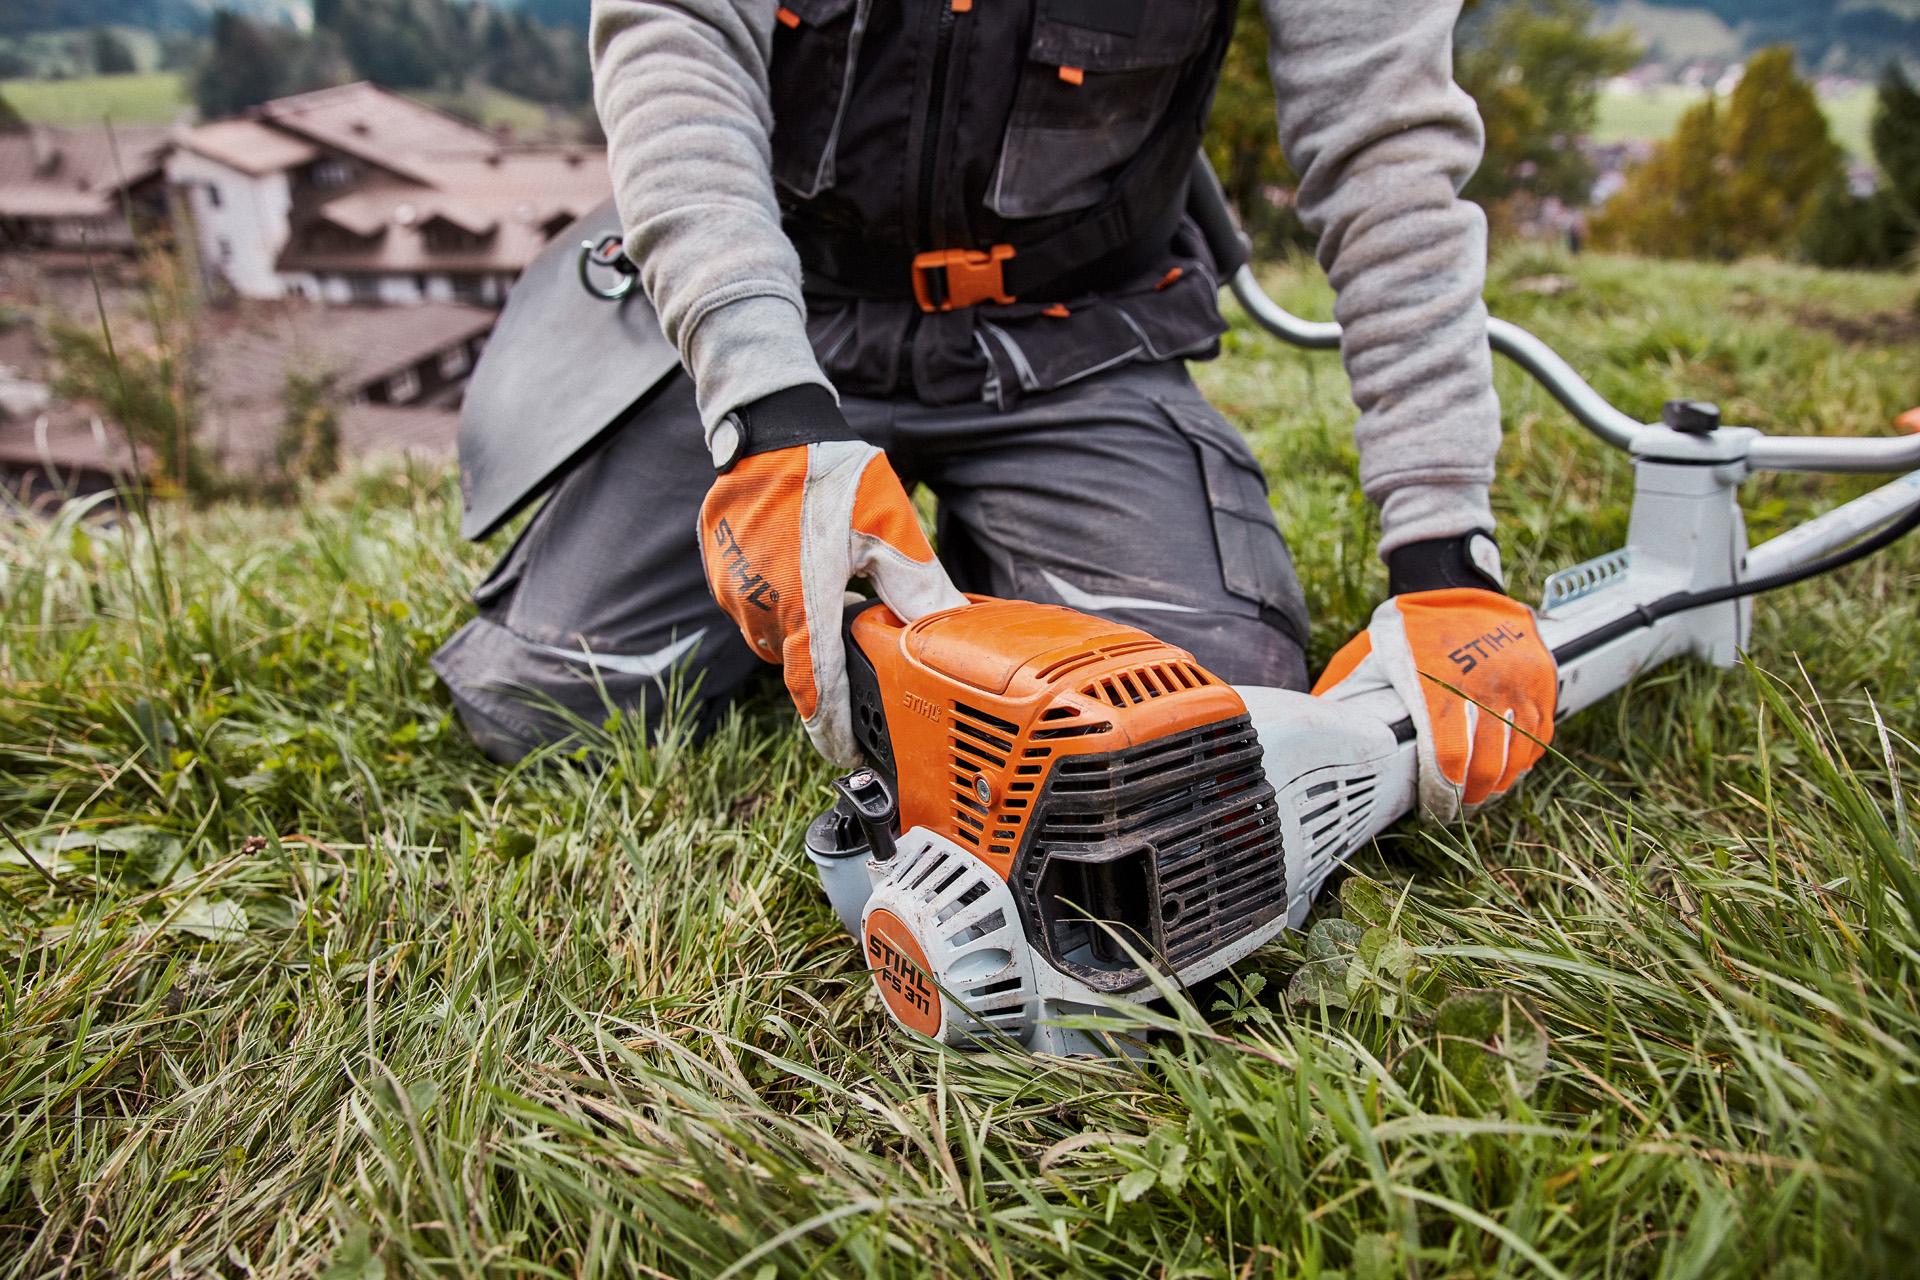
[[848, 598, 1286, 990]]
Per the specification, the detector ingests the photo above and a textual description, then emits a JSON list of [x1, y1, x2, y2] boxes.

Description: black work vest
[[768, 0, 1238, 407]]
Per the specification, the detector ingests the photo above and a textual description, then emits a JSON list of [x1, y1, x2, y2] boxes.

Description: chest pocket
[[987, 0, 1217, 221], [769, 0, 869, 198]]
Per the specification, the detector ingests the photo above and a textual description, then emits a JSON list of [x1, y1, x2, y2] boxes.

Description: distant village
[[0, 81, 611, 499]]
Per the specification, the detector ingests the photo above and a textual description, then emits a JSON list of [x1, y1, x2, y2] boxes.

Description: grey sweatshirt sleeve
[[590, 0, 832, 436], [1265, 0, 1501, 556]]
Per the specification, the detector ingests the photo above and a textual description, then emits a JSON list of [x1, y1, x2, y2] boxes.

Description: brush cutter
[[805, 161, 1920, 1052]]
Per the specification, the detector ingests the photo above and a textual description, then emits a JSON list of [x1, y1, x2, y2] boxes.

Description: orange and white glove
[[1312, 533, 1556, 822], [699, 386, 965, 765]]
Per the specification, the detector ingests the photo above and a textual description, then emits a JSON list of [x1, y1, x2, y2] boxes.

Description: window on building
[[388, 367, 421, 403], [206, 183, 222, 209], [217, 237, 232, 264], [438, 345, 470, 380], [348, 275, 380, 305], [421, 216, 497, 254], [313, 159, 353, 188]]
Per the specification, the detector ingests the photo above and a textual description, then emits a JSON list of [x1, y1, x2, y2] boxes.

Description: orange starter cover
[[849, 598, 1248, 882]]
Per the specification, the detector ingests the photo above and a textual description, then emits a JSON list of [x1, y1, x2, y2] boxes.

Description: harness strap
[[788, 0, 1236, 309]]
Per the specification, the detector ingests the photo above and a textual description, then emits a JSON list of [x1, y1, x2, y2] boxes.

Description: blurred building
[[168, 82, 609, 305], [0, 122, 172, 255]]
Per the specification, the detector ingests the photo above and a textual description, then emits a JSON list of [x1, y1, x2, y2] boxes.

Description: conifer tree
[[1592, 47, 1844, 259], [1871, 62, 1920, 218]]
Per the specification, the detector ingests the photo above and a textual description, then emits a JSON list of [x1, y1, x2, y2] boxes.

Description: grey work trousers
[[431, 360, 1312, 762]]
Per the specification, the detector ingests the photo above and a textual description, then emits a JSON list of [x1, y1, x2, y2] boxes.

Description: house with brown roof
[[168, 82, 609, 305], [0, 122, 172, 254]]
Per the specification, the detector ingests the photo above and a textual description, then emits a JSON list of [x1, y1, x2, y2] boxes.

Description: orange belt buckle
[[911, 244, 1016, 311]]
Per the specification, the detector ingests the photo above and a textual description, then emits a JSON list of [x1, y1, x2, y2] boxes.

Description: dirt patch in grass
[[1792, 304, 1920, 347]]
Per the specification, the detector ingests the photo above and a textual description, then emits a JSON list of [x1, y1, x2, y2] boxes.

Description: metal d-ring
[[578, 234, 638, 301]]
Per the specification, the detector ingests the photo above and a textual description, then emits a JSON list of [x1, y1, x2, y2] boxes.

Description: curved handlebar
[[1484, 316, 1643, 451], [1744, 435, 1920, 474], [1224, 262, 1920, 475]]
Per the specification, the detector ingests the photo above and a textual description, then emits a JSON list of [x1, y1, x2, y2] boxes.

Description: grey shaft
[[589, 0, 1501, 554], [432, 362, 1311, 762]]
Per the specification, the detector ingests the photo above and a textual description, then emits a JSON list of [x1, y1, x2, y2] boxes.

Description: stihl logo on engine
[[710, 518, 779, 612], [901, 689, 941, 723], [1448, 622, 1532, 675], [867, 932, 934, 1021]]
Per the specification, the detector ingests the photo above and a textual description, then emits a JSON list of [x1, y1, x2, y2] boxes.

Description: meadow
[[2, 248, 1919, 1277], [0, 73, 189, 126], [1593, 81, 1875, 161], [0, 72, 559, 138]]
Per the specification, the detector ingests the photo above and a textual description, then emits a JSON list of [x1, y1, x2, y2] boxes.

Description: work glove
[[699, 384, 966, 765], [1312, 532, 1556, 822]]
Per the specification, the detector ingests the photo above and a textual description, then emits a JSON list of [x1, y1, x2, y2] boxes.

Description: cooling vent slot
[[1292, 770, 1379, 873], [952, 702, 1023, 853], [1033, 639, 1163, 683], [1080, 661, 1213, 709], [1009, 714, 1285, 991]]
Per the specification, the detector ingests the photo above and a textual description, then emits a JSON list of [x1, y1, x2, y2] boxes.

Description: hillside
[[0, 0, 585, 36], [1596, 0, 1920, 69], [6, 247, 1920, 1277]]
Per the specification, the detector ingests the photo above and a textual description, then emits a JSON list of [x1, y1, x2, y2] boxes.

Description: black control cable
[[1552, 497, 1920, 664]]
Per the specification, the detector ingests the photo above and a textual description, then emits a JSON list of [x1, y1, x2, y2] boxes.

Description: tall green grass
[[2, 252, 1918, 1277]]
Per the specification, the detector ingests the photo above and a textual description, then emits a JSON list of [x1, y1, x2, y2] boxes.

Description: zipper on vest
[[917, 1, 962, 249]]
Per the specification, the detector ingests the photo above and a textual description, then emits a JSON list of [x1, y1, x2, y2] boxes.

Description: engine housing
[[847, 598, 1289, 995]]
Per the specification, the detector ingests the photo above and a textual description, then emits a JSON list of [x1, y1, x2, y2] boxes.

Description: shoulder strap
[[789, 0, 1239, 303], [998, 0, 1239, 297]]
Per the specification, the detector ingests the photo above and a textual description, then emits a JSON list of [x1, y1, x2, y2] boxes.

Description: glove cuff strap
[[711, 383, 858, 471], [1387, 532, 1505, 596]]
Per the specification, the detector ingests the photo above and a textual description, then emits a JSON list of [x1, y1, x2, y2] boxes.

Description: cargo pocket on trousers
[[1154, 394, 1310, 646]]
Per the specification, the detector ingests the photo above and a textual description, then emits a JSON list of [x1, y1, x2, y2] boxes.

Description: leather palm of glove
[[699, 385, 966, 766], [1312, 532, 1557, 823]]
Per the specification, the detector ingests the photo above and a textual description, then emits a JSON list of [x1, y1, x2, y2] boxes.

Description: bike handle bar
[[1225, 263, 1920, 476]]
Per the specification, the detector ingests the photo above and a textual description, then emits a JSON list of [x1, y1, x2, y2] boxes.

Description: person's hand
[[1312, 535, 1556, 822], [700, 408, 964, 764]]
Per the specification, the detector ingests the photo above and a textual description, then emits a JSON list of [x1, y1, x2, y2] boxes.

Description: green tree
[[1720, 47, 1846, 248], [1454, 0, 1640, 207], [309, 0, 590, 105], [1591, 94, 1730, 256], [1592, 47, 1844, 259], [193, 10, 346, 119], [314, 0, 459, 91], [1202, 0, 1637, 252], [1801, 182, 1909, 268], [1801, 61, 1920, 269], [194, 12, 290, 116], [1871, 60, 1920, 218], [1202, 0, 1304, 253], [89, 25, 136, 75], [277, 372, 341, 484]]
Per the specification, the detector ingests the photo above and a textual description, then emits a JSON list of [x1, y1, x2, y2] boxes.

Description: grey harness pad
[[457, 198, 682, 541]]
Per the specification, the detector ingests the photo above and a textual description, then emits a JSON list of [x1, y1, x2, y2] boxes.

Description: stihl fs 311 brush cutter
[[803, 169, 1920, 1054]]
